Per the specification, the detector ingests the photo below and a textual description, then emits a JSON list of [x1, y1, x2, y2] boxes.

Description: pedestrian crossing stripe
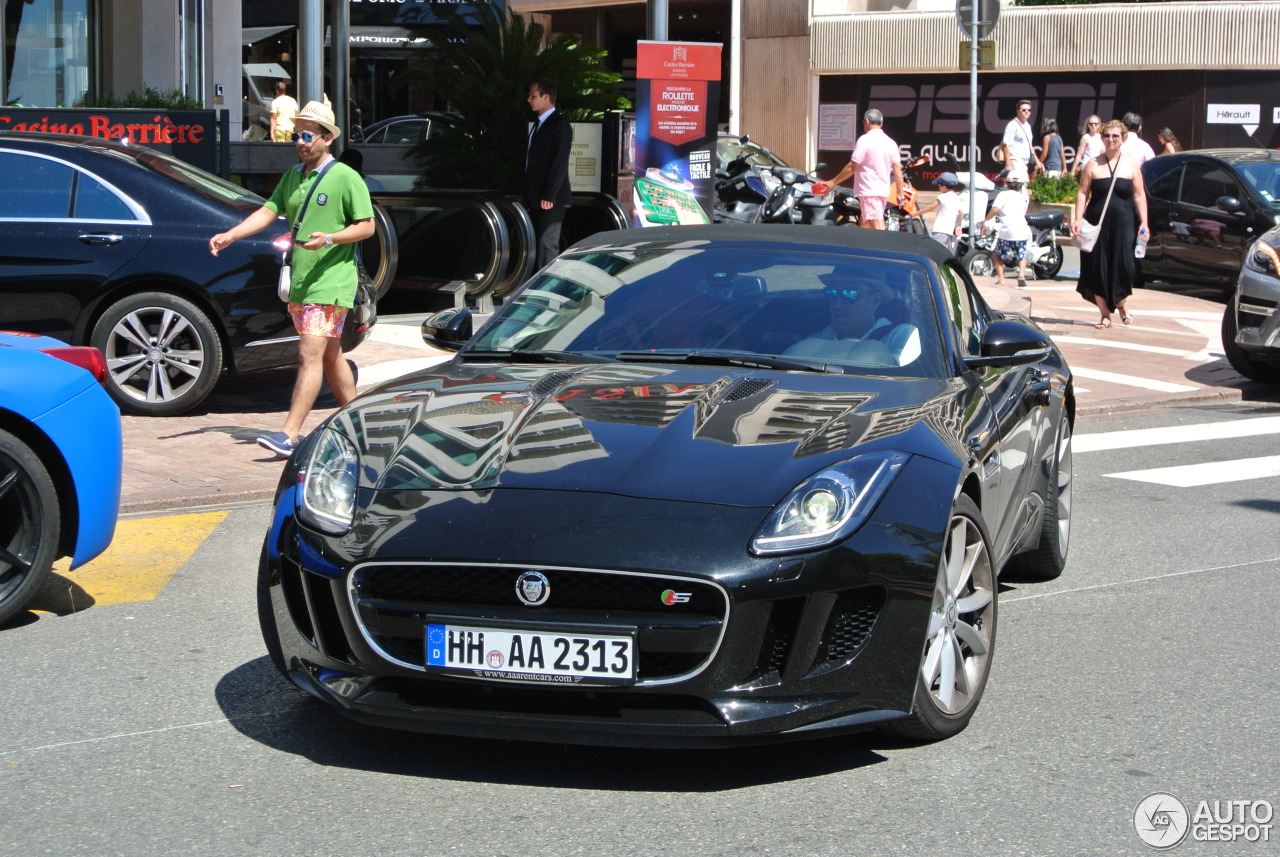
[[1106, 455, 1280, 488], [30, 510, 229, 614], [1076, 415, 1280, 453]]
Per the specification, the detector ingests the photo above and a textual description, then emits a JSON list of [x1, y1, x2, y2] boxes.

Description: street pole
[[298, 0, 324, 108], [329, 0, 348, 155], [729, 0, 741, 136], [967, 2, 979, 248], [648, 0, 668, 40]]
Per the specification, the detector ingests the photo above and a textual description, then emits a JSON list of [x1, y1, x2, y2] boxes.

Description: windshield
[[1235, 161, 1280, 209], [717, 138, 788, 169], [468, 245, 948, 379]]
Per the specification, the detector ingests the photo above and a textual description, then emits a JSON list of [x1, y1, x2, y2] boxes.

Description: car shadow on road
[[215, 657, 912, 789]]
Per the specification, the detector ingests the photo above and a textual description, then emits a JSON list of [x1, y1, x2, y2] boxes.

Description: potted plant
[[1028, 173, 1078, 217]]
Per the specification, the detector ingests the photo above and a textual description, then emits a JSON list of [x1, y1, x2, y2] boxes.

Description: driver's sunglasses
[[824, 286, 861, 304], [290, 131, 318, 143]]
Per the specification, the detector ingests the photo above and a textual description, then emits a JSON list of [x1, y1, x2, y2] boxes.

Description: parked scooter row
[[713, 138, 1069, 280], [714, 136, 848, 226]]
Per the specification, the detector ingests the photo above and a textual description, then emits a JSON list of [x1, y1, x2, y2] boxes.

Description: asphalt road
[[3, 401, 1279, 856]]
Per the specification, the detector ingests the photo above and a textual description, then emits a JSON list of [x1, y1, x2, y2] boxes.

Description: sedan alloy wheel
[[92, 291, 225, 416]]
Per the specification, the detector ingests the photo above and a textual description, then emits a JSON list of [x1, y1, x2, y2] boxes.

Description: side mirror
[[1216, 195, 1246, 216], [963, 320, 1052, 369], [739, 134, 750, 145], [813, 162, 828, 173], [422, 307, 473, 351]]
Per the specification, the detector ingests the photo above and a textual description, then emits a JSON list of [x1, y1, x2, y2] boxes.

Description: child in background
[[984, 166, 1032, 288], [918, 172, 962, 251]]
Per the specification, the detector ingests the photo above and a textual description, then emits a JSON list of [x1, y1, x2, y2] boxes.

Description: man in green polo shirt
[[209, 100, 374, 458]]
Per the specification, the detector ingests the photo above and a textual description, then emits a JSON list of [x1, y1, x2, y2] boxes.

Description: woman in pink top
[[814, 109, 904, 229]]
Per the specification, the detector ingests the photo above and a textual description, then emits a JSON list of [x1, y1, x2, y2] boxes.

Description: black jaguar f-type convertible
[[258, 225, 1074, 746]]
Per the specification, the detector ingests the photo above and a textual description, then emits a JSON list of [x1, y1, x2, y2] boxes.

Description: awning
[[243, 25, 293, 46]]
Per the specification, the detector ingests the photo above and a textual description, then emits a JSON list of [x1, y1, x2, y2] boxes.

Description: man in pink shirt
[[815, 109, 904, 229]]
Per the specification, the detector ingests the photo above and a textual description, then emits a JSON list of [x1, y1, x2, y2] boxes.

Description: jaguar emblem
[[515, 571, 551, 606]]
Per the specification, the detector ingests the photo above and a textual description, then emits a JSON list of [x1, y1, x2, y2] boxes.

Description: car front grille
[[348, 562, 729, 684]]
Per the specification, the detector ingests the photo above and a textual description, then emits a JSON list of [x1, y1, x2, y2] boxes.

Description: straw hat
[[294, 100, 340, 138]]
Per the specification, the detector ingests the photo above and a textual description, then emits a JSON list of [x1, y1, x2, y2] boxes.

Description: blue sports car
[[0, 331, 122, 625]]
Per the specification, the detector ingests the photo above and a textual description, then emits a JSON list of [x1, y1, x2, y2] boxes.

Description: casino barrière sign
[[1, 108, 218, 172]]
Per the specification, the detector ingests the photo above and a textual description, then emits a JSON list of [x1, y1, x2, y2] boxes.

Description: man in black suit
[[524, 79, 573, 267]]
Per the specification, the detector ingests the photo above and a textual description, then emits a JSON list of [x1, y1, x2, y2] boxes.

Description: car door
[[1159, 158, 1254, 287], [941, 262, 1040, 556], [1141, 158, 1184, 279], [0, 149, 152, 342]]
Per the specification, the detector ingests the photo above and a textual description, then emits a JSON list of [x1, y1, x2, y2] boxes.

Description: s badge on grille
[[515, 571, 551, 606], [661, 589, 691, 605]]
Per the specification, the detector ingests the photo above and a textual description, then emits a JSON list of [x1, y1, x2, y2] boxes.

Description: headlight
[[750, 452, 909, 556], [1246, 239, 1280, 276], [297, 428, 359, 534]]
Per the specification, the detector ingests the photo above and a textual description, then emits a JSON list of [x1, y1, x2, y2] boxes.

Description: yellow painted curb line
[[31, 510, 230, 614]]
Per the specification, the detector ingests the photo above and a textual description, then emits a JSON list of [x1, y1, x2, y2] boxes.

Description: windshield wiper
[[461, 349, 617, 364], [614, 350, 838, 373]]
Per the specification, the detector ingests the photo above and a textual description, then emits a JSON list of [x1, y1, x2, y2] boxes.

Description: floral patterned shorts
[[288, 303, 348, 339], [996, 238, 1028, 263]]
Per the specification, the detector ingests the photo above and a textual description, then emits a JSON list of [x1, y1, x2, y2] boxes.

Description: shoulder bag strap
[[290, 159, 337, 241]]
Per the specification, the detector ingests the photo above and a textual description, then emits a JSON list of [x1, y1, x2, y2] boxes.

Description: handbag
[[1074, 158, 1118, 253], [277, 160, 337, 302], [340, 259, 379, 353]]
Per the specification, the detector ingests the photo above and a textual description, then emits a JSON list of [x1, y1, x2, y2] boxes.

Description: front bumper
[[260, 457, 958, 746], [1234, 264, 1280, 357]]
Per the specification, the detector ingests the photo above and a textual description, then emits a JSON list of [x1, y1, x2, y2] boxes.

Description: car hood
[[330, 362, 966, 506]]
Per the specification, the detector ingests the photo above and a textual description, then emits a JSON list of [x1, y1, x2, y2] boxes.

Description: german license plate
[[424, 620, 636, 686]]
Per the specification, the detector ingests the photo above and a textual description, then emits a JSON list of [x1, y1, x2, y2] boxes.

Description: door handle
[[79, 233, 124, 245]]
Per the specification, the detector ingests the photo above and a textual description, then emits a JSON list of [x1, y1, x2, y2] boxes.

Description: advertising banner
[[632, 40, 722, 227], [0, 108, 219, 173]]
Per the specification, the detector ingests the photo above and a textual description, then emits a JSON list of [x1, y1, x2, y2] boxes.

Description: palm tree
[[403, 1, 628, 193]]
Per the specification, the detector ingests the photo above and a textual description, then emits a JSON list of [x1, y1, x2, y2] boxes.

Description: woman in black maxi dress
[[1073, 120, 1149, 328]]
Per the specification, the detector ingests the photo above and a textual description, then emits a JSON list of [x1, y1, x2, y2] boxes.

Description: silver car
[[1223, 223, 1280, 383]]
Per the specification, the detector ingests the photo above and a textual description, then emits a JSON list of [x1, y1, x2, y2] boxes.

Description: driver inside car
[[784, 272, 920, 366]]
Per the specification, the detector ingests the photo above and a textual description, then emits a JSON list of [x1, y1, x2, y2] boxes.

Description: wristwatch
[[324, 233, 334, 247]]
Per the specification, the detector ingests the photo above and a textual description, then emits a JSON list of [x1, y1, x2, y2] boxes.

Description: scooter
[[714, 139, 773, 225], [957, 204, 1069, 280], [756, 163, 841, 225]]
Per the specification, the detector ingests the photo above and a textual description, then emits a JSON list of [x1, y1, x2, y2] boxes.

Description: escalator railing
[[363, 189, 630, 306]]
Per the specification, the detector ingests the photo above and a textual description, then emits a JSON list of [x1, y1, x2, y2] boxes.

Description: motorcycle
[[756, 163, 842, 225], [956, 202, 1069, 280], [714, 138, 773, 225]]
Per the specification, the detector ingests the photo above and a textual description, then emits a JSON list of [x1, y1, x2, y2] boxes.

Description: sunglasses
[[290, 131, 319, 143], [1102, 133, 1122, 139], [824, 287, 863, 304], [1088, 121, 1100, 126]]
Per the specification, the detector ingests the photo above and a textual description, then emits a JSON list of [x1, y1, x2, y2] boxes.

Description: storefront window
[[3, 0, 95, 107]]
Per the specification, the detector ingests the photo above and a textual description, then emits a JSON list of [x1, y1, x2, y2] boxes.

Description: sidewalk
[[116, 275, 1267, 515]]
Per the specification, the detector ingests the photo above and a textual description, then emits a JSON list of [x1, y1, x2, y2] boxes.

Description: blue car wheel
[[0, 428, 61, 626]]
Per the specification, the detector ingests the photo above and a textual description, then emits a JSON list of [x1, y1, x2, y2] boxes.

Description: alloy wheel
[[922, 510, 996, 715]]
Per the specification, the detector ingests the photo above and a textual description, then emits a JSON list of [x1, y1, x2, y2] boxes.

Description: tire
[[0, 429, 61, 627], [1010, 417, 1072, 580], [1033, 241, 1063, 280], [962, 249, 997, 278], [90, 291, 225, 416], [256, 544, 290, 681], [1222, 296, 1280, 383], [881, 494, 997, 741]]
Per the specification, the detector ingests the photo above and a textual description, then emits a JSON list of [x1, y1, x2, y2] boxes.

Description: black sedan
[[0, 132, 299, 416], [258, 226, 1074, 746], [1142, 148, 1280, 290]]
